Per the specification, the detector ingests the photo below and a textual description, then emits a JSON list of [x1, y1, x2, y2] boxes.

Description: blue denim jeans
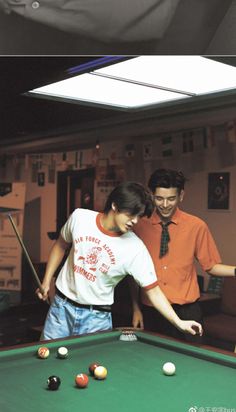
[[41, 294, 112, 341]]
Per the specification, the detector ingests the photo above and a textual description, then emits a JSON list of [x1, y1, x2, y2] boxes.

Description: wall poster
[[208, 172, 230, 210], [0, 183, 26, 297]]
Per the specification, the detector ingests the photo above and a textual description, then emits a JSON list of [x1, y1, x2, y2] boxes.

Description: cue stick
[[8, 213, 46, 298]]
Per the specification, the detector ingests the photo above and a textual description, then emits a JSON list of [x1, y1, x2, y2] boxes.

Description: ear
[[111, 202, 117, 212], [179, 190, 185, 202]]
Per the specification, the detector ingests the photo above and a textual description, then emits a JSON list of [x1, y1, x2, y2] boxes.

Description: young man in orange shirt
[[132, 168, 236, 342]]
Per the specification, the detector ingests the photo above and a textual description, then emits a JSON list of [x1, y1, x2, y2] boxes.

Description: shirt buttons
[[31, 1, 40, 9], [163, 266, 167, 270]]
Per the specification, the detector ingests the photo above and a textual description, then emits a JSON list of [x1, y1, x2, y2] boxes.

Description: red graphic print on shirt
[[78, 246, 103, 271]]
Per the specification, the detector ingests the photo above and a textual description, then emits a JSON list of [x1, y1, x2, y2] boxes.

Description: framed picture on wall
[[208, 172, 230, 210]]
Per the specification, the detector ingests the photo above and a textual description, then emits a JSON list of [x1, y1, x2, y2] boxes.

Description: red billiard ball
[[89, 362, 100, 376], [75, 374, 89, 388]]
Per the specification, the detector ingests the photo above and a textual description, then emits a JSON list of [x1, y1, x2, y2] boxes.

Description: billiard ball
[[75, 373, 89, 388], [162, 362, 176, 376], [47, 375, 61, 390], [94, 365, 108, 380], [57, 346, 68, 359], [37, 346, 50, 359], [89, 362, 100, 376]]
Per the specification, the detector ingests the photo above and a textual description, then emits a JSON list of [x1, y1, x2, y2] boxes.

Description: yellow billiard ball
[[94, 366, 108, 380], [37, 346, 50, 359]]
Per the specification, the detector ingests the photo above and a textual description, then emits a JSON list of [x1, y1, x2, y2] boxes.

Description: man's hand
[[177, 320, 203, 336], [146, 285, 204, 336], [132, 307, 144, 329], [36, 284, 50, 301]]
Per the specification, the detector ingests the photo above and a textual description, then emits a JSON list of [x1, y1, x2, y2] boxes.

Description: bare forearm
[[146, 286, 181, 329], [36, 236, 70, 301], [42, 236, 70, 287], [128, 277, 144, 329], [208, 264, 235, 277], [145, 286, 202, 336], [128, 277, 140, 311]]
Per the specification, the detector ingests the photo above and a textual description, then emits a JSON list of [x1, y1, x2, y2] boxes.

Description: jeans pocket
[[53, 293, 68, 308]]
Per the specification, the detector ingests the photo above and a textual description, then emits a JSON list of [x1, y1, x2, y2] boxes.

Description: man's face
[[113, 208, 143, 234], [153, 187, 184, 221]]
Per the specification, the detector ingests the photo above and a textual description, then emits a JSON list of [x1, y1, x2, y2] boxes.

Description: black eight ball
[[47, 375, 61, 390]]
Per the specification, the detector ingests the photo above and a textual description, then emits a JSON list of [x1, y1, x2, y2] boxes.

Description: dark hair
[[148, 169, 186, 194], [103, 182, 154, 218]]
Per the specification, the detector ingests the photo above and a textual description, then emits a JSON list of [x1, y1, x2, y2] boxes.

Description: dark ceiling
[[0, 56, 126, 147], [0, 55, 236, 155]]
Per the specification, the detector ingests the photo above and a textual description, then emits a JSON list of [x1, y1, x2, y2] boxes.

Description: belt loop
[[89, 305, 93, 312]]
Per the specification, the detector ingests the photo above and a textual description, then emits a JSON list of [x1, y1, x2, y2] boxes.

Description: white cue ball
[[163, 362, 176, 376], [57, 346, 68, 359]]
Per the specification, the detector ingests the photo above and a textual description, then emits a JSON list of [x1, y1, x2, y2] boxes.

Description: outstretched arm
[[208, 264, 235, 277], [36, 235, 71, 301], [146, 285, 203, 336], [128, 277, 144, 329]]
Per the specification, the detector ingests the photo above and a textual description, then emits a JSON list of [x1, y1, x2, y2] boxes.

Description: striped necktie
[[159, 222, 172, 258]]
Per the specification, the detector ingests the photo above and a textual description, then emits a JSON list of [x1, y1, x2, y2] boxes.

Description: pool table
[[0, 329, 236, 412]]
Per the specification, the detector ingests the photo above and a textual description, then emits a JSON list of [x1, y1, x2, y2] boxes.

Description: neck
[[161, 220, 171, 226], [100, 212, 120, 233], [161, 217, 170, 224], [157, 213, 171, 224]]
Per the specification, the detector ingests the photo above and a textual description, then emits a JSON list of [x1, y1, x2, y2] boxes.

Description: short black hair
[[103, 182, 154, 218], [148, 169, 186, 194]]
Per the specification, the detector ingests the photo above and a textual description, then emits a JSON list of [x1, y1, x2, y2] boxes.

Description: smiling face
[[153, 187, 184, 222]]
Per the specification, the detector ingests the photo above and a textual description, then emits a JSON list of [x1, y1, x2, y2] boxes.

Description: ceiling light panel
[[95, 56, 236, 95], [29, 73, 189, 109], [28, 56, 236, 111]]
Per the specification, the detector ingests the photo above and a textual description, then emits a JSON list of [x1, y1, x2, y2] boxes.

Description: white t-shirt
[[56, 208, 158, 305]]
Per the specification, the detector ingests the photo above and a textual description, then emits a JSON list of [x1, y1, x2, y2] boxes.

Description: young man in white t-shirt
[[37, 181, 202, 340]]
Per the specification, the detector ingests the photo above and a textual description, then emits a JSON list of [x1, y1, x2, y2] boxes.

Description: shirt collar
[[150, 207, 181, 225]]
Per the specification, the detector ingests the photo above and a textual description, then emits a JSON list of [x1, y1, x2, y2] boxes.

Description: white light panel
[[28, 56, 236, 110]]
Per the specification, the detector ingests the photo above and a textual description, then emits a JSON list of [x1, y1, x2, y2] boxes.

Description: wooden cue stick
[[8, 213, 45, 296]]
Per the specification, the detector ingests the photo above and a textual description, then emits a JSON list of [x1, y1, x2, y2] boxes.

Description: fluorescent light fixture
[[28, 56, 236, 111]]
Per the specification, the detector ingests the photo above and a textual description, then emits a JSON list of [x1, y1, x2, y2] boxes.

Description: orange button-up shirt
[[134, 208, 221, 305]]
